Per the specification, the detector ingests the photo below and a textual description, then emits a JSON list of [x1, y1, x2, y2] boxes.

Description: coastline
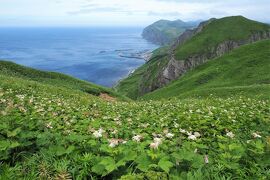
[[117, 50, 153, 61], [113, 49, 155, 89]]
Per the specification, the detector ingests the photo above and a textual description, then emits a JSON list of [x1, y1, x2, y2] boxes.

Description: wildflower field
[[0, 73, 269, 179]]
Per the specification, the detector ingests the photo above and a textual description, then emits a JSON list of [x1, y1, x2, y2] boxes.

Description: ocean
[[0, 27, 158, 87]]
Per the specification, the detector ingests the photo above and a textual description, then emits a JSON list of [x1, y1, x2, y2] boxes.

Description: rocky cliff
[[139, 19, 270, 95], [142, 19, 195, 45], [116, 16, 270, 99]]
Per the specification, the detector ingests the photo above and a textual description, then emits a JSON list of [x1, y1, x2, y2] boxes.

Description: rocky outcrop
[[172, 18, 216, 49], [142, 27, 171, 45], [139, 28, 270, 94], [142, 19, 196, 45], [162, 31, 270, 83]]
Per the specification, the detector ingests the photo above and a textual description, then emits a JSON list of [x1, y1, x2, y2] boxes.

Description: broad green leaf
[[7, 127, 21, 137], [124, 150, 137, 161], [66, 145, 75, 154], [49, 145, 67, 156], [10, 141, 20, 148], [0, 140, 10, 151], [92, 164, 105, 175], [158, 157, 174, 173], [136, 154, 152, 172], [100, 157, 116, 176]]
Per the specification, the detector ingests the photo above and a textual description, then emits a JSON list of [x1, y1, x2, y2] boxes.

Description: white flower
[[98, 128, 104, 133], [16, 94, 25, 100], [111, 129, 118, 134], [174, 122, 179, 128], [93, 129, 103, 138], [163, 129, 169, 134], [154, 137, 162, 144], [194, 132, 201, 138], [188, 135, 197, 140], [140, 123, 149, 128], [150, 142, 160, 150], [46, 122, 53, 129], [180, 129, 186, 133], [166, 133, 174, 139], [132, 135, 142, 142], [204, 155, 209, 164], [149, 137, 163, 150], [252, 132, 261, 138], [226, 131, 235, 138], [108, 139, 119, 148]]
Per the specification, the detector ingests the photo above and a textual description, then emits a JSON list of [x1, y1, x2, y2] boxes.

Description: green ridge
[[175, 16, 270, 60], [142, 40, 270, 100], [0, 60, 127, 100], [117, 16, 270, 99], [142, 19, 195, 45]]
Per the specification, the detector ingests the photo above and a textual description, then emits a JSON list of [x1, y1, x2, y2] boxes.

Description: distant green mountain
[[142, 40, 270, 100], [0, 61, 127, 100], [117, 16, 270, 99], [142, 19, 196, 45]]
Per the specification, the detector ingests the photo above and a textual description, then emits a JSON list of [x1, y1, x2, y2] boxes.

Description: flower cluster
[[150, 137, 163, 150]]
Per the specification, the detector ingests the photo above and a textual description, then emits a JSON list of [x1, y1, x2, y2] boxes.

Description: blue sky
[[0, 0, 269, 27]]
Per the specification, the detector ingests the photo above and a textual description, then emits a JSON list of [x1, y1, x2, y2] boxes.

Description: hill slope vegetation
[[142, 19, 196, 45], [142, 40, 270, 100], [1, 16, 270, 179], [117, 16, 270, 99], [0, 61, 126, 100], [1, 60, 269, 179]]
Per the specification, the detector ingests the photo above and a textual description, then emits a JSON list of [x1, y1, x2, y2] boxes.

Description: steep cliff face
[[142, 19, 195, 45], [142, 27, 170, 45], [139, 18, 270, 95], [160, 31, 270, 84], [142, 39, 270, 100], [116, 16, 270, 99]]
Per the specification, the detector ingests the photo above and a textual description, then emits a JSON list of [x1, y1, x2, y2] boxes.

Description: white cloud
[[0, 0, 269, 26]]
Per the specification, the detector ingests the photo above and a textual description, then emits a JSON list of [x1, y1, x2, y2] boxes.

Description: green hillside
[[1, 60, 269, 179], [1, 16, 270, 180], [117, 16, 270, 99], [0, 61, 127, 100], [175, 16, 270, 60], [115, 47, 169, 99], [142, 40, 270, 100], [142, 19, 195, 45]]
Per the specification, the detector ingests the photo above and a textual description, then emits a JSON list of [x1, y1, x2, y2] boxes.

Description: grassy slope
[[118, 16, 270, 99], [0, 47, 269, 179], [115, 47, 169, 99], [0, 61, 127, 100], [155, 20, 188, 40], [143, 20, 193, 44], [175, 16, 270, 60], [142, 40, 270, 100], [1, 60, 269, 179]]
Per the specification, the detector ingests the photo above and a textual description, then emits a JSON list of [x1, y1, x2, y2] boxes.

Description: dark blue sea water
[[0, 27, 158, 87]]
